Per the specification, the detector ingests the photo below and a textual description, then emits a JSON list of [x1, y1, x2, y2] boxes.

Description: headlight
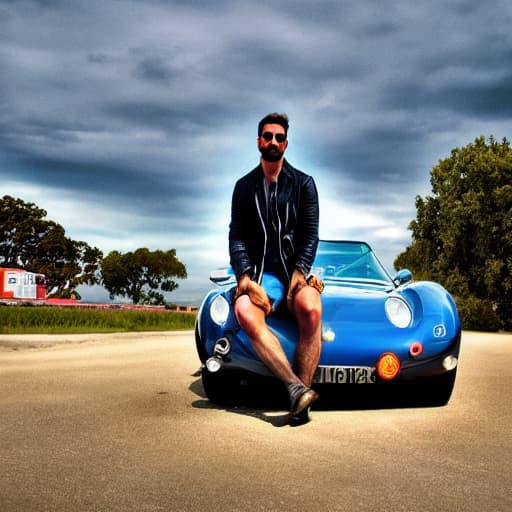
[[210, 295, 230, 326], [385, 296, 412, 328]]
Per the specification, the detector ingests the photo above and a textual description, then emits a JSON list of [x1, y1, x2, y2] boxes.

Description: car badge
[[433, 324, 446, 337]]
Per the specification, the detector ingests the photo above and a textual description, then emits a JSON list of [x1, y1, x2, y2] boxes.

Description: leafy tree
[[395, 136, 512, 331], [0, 195, 50, 267], [0, 195, 103, 298], [31, 226, 103, 298], [100, 248, 187, 304]]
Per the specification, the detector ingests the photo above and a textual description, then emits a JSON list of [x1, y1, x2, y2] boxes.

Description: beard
[[259, 146, 284, 162]]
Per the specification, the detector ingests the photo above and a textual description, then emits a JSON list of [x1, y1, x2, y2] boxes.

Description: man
[[229, 112, 323, 423]]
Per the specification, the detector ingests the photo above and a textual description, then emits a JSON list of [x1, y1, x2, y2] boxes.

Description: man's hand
[[234, 275, 272, 316], [233, 274, 251, 302], [287, 269, 307, 311]]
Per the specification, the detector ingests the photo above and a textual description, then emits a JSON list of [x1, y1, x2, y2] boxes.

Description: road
[[0, 331, 510, 511]]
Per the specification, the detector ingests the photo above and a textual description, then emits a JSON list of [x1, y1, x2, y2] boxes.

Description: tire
[[194, 321, 208, 364], [201, 367, 242, 406], [417, 369, 457, 407]]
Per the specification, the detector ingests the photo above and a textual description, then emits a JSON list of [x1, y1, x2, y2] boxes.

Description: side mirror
[[393, 269, 412, 286], [209, 268, 236, 285]]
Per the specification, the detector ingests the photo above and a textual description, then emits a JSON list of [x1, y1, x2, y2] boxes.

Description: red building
[[0, 268, 47, 300]]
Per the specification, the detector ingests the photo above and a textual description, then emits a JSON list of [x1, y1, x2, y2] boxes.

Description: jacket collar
[[254, 158, 292, 186]]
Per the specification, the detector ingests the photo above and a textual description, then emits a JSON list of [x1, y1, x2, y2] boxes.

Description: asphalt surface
[[0, 330, 510, 512]]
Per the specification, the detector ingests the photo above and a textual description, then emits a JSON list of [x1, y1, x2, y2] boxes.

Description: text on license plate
[[314, 366, 376, 384]]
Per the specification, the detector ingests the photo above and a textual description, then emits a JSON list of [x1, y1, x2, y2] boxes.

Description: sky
[[1, 0, 512, 304]]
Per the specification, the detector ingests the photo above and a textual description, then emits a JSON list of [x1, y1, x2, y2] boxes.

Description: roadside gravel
[[0, 330, 193, 350]]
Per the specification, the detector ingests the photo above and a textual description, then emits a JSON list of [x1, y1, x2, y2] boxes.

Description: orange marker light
[[376, 352, 401, 380]]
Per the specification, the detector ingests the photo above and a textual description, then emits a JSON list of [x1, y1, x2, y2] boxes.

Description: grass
[[0, 306, 197, 334]]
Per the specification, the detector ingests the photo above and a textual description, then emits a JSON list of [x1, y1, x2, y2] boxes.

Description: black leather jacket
[[229, 159, 319, 286]]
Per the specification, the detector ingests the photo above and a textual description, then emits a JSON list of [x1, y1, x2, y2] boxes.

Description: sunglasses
[[261, 131, 287, 143]]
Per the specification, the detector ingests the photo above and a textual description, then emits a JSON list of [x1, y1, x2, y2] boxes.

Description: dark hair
[[258, 112, 289, 137]]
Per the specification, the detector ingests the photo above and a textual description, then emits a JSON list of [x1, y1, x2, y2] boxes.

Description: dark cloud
[[135, 56, 174, 82], [434, 76, 512, 118]]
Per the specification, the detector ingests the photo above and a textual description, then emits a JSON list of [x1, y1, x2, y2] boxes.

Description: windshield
[[311, 241, 392, 284]]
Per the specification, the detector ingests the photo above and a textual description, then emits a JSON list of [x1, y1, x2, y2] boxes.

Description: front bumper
[[398, 330, 461, 380], [203, 329, 462, 384]]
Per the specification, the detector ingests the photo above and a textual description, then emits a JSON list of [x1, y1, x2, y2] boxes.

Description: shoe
[[290, 386, 318, 416]]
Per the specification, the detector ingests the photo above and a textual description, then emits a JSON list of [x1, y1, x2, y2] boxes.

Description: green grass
[[0, 306, 197, 334]]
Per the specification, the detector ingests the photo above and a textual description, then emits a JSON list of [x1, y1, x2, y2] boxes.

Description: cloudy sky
[[1, 0, 511, 304]]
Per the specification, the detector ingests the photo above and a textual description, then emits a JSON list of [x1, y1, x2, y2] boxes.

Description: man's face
[[257, 123, 288, 162]]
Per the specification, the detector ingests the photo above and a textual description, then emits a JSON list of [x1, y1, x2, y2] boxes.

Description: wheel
[[416, 369, 458, 407], [194, 321, 208, 364], [201, 367, 242, 406], [429, 369, 457, 406]]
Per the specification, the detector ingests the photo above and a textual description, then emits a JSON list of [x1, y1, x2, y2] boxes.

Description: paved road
[[0, 331, 510, 511]]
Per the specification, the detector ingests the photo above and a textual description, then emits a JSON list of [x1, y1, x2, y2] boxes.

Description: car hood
[[321, 280, 393, 321], [322, 280, 393, 304], [317, 281, 412, 364], [313, 279, 459, 365]]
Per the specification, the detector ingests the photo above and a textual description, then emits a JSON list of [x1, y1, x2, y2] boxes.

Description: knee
[[234, 295, 249, 325], [234, 294, 259, 330], [294, 291, 322, 324]]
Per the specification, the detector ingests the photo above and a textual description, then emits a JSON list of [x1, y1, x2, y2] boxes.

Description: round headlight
[[385, 296, 412, 328], [210, 295, 230, 326]]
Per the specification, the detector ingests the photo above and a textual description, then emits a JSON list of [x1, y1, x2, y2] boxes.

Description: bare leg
[[234, 292, 320, 421], [292, 286, 322, 386], [234, 295, 301, 385]]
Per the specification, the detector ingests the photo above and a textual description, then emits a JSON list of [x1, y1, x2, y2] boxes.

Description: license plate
[[314, 366, 376, 384]]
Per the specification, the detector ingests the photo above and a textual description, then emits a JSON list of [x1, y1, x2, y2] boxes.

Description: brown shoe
[[289, 388, 318, 425], [290, 387, 318, 416]]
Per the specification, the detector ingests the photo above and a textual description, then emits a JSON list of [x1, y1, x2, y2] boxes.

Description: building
[[0, 268, 47, 300]]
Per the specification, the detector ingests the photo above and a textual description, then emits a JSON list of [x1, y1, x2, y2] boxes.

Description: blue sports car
[[195, 240, 461, 407]]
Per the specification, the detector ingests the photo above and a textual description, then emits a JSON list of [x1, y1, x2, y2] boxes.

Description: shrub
[[454, 295, 503, 332]]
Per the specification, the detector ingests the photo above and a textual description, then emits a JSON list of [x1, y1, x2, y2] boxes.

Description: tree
[[100, 248, 187, 304], [31, 225, 103, 298], [395, 136, 512, 331], [0, 195, 51, 267], [0, 195, 103, 298]]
